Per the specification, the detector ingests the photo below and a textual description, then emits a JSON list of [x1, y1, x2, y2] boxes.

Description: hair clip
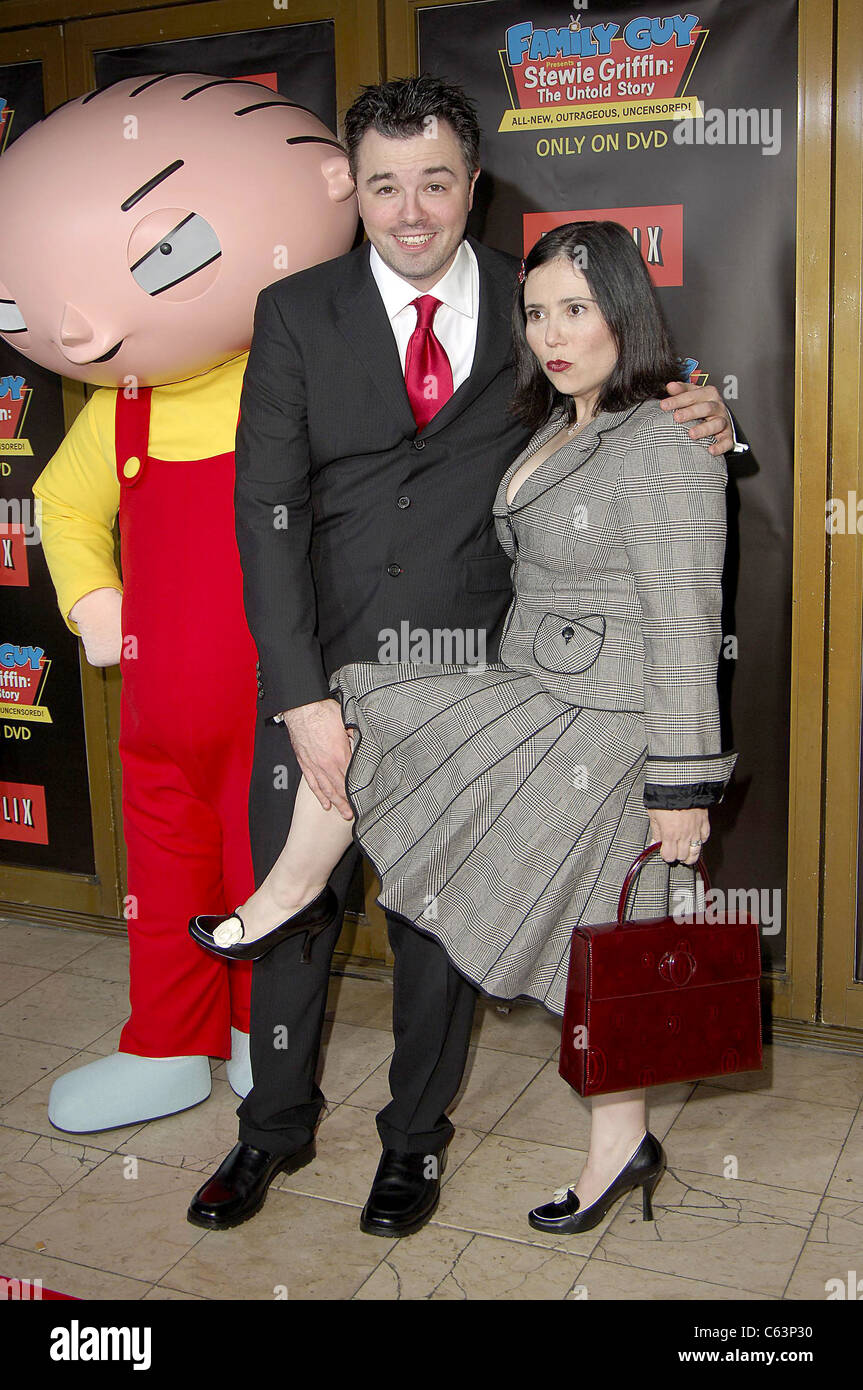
[[518, 259, 526, 284]]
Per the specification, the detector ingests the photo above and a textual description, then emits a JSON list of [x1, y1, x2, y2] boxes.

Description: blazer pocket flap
[[533, 613, 606, 674], [465, 553, 513, 592]]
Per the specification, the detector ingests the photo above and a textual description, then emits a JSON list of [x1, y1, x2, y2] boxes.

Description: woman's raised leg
[[227, 774, 356, 945]]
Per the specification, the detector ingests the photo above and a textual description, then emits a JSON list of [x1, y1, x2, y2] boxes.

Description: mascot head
[[0, 73, 358, 387]]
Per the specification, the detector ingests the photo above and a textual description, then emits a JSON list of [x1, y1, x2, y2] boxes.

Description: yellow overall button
[[123, 455, 141, 479]]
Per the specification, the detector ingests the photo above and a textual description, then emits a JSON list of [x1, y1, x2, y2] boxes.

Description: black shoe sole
[[359, 1188, 441, 1238], [186, 1142, 316, 1231]]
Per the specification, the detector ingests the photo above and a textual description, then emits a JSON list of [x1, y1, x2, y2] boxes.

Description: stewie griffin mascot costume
[[0, 74, 357, 1130]]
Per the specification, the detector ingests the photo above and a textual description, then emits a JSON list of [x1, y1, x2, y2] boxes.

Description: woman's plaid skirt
[[331, 660, 672, 1016]]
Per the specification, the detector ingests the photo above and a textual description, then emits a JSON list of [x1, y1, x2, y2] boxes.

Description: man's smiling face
[[353, 120, 478, 292]]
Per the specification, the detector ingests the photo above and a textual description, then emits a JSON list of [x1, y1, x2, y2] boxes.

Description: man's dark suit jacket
[[234, 235, 533, 717]]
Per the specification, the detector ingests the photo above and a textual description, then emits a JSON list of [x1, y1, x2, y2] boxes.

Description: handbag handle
[[617, 842, 711, 927]]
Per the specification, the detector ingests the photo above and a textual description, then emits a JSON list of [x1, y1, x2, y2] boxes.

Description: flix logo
[[523, 204, 684, 287], [0, 525, 30, 586], [0, 781, 48, 844]]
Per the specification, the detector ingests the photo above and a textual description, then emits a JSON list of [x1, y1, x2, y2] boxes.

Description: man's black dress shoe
[[187, 1140, 315, 1230], [360, 1146, 448, 1237]]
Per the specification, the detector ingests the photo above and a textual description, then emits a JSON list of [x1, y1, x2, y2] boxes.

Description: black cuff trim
[[644, 750, 737, 762], [644, 781, 727, 809]]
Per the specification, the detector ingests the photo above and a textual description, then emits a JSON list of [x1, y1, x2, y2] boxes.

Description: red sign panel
[[0, 525, 29, 587], [0, 781, 49, 844], [0, 383, 30, 439], [523, 204, 684, 287], [236, 72, 278, 92]]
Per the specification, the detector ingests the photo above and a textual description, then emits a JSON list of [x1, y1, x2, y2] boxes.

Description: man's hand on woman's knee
[[280, 698, 354, 819]]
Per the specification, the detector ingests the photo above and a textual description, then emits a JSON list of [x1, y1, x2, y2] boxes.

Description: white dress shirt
[[369, 239, 479, 391]]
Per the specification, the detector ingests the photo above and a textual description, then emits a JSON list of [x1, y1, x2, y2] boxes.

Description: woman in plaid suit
[[193, 221, 736, 1234]]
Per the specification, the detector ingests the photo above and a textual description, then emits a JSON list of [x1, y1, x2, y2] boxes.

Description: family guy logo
[[498, 11, 708, 132], [0, 642, 53, 726]]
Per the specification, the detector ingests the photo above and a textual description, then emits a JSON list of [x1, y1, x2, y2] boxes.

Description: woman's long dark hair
[[510, 220, 684, 430]]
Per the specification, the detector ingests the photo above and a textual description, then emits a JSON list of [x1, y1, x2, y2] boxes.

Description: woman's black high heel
[[188, 885, 338, 963], [528, 1131, 666, 1234]]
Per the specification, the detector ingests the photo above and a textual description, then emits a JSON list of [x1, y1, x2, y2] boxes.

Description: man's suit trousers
[[236, 713, 478, 1155]]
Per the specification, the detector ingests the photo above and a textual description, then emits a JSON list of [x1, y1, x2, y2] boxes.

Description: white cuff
[[730, 419, 749, 453]]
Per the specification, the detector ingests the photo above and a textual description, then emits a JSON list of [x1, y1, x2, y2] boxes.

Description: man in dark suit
[[188, 75, 733, 1237]]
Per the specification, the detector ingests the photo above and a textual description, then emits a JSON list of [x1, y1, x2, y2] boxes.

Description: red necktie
[[404, 295, 454, 432]]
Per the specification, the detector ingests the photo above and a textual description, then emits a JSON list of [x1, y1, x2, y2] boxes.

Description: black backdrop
[[419, 0, 798, 967], [93, 22, 338, 131]]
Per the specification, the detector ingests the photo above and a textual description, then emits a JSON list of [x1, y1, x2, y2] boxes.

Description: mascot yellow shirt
[[33, 352, 249, 634]]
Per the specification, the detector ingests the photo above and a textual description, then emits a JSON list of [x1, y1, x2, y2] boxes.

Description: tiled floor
[[0, 915, 861, 1300]]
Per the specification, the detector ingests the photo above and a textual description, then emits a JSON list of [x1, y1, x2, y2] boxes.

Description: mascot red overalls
[[0, 74, 357, 1130]]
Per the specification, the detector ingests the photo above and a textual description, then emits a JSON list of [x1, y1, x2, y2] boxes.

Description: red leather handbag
[[558, 844, 763, 1096]]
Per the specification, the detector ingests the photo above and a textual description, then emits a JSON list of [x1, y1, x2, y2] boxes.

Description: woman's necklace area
[[566, 414, 588, 438]]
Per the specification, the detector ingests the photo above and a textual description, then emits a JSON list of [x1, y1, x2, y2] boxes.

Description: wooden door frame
[[820, 0, 863, 1026], [781, 0, 835, 1022]]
